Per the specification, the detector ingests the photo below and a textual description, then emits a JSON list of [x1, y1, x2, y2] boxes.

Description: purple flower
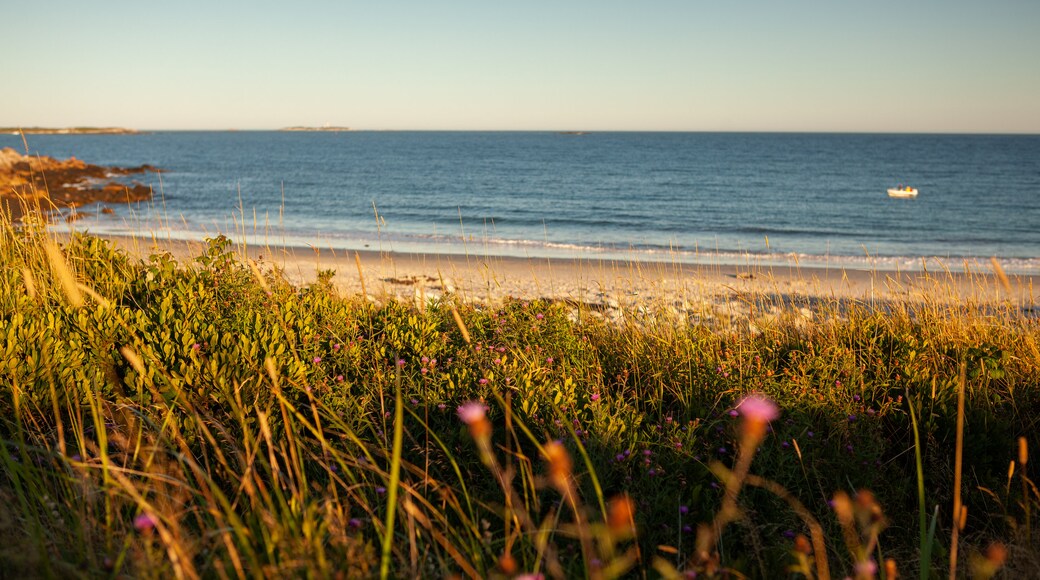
[[848, 414, 857, 422], [313, 357, 322, 364], [728, 410, 739, 418], [546, 357, 554, 364], [396, 359, 405, 367], [590, 393, 601, 402], [333, 343, 341, 351], [348, 518, 363, 529], [478, 378, 488, 385], [679, 505, 689, 515], [536, 313, 544, 320], [191, 343, 201, 352], [335, 375, 344, 382], [375, 486, 386, 494]]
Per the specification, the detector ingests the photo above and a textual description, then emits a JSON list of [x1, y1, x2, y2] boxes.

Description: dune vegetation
[[1, 216, 1038, 578]]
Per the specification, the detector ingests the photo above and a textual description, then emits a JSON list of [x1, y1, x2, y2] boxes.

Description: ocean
[[4, 131, 1039, 273]]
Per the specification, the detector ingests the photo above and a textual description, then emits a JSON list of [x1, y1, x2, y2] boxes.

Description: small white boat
[[887, 186, 918, 198]]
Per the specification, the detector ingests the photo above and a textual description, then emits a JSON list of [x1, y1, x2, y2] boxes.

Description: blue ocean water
[[4, 131, 1039, 272]]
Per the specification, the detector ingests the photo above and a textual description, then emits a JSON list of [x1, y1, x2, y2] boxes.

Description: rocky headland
[[0, 147, 158, 222]]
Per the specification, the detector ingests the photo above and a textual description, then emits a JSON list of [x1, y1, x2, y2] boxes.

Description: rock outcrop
[[0, 147, 158, 221]]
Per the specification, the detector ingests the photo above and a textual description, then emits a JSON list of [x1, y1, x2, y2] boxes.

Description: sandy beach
[[101, 233, 1040, 324]]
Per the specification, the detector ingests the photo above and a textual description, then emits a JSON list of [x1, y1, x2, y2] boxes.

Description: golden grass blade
[[989, 257, 1012, 294], [451, 307, 471, 344], [119, 345, 146, 375], [20, 266, 36, 300], [355, 252, 367, 297], [949, 362, 967, 580], [43, 241, 83, 307]]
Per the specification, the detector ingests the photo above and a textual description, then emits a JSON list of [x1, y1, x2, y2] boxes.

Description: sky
[[3, 0, 1039, 132]]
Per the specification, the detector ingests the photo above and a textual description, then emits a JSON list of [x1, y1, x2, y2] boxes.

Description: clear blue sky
[[3, 0, 1038, 132]]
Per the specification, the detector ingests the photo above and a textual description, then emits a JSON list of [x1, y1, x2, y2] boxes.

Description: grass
[[0, 213, 1038, 578]]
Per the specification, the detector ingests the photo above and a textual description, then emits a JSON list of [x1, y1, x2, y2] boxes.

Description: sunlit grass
[[0, 211, 1037, 578]]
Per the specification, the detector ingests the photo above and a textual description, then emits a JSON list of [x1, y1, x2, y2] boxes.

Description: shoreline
[[100, 233, 1039, 313], [49, 215, 1040, 276]]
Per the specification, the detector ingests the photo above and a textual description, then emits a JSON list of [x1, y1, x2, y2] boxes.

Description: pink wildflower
[[737, 394, 780, 423], [133, 512, 157, 532], [457, 401, 486, 425], [854, 559, 878, 577]]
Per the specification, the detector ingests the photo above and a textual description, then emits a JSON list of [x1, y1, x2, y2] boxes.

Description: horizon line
[[4, 127, 1040, 136]]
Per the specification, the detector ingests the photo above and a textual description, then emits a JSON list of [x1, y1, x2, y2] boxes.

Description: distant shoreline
[[2, 127, 139, 135], [279, 126, 352, 132]]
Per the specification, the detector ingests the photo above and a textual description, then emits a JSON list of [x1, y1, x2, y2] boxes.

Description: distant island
[[1, 127, 139, 135], [279, 126, 351, 132], [558, 131, 589, 136]]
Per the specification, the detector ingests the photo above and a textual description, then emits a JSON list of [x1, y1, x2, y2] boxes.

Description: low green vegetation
[[1, 221, 1037, 578]]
